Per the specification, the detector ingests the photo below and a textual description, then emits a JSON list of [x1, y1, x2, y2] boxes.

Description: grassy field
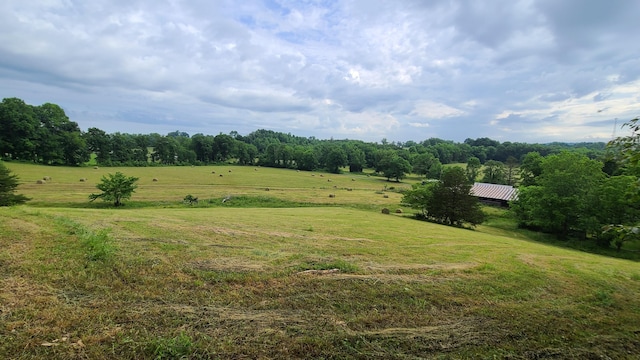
[[1, 163, 640, 359]]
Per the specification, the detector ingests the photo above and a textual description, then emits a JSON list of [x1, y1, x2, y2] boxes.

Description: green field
[[1, 163, 639, 359]]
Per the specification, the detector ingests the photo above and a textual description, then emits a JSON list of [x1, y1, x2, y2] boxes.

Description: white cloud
[[1, 0, 639, 143], [410, 101, 465, 119]]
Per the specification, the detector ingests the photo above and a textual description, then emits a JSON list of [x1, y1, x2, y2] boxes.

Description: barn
[[470, 182, 518, 207]]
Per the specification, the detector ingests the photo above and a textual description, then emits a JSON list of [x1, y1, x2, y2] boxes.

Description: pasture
[[1, 163, 640, 359]]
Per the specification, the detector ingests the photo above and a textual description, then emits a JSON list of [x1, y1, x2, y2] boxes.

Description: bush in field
[[89, 172, 139, 207], [183, 194, 198, 205], [0, 161, 30, 206]]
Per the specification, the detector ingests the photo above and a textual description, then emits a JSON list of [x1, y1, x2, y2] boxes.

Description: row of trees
[[2, 98, 607, 178]]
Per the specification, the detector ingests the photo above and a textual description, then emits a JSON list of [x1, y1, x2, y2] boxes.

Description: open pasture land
[[10, 163, 408, 208], [1, 164, 640, 359]]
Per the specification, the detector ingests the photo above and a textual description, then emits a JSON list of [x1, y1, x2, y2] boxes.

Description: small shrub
[[183, 194, 198, 205], [83, 229, 115, 262]]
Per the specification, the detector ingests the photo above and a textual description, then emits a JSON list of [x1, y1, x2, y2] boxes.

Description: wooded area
[[1, 97, 605, 176]]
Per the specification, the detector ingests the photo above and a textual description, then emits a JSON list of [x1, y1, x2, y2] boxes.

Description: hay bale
[[383, 194, 389, 198], [395, 209, 403, 214], [329, 194, 335, 198], [228, 170, 232, 173], [36, 179, 45, 184], [312, 174, 315, 176], [43, 176, 51, 181], [347, 188, 353, 191], [152, 178, 158, 182], [265, 187, 270, 191], [381, 208, 390, 214], [327, 179, 332, 182], [79, 178, 86, 182], [211, 171, 216, 174], [255, 168, 258, 171], [320, 174, 324, 177], [219, 174, 223, 177], [351, 178, 355, 181], [93, 166, 99, 169]]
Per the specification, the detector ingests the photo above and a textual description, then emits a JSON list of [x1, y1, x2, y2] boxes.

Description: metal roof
[[470, 182, 518, 202]]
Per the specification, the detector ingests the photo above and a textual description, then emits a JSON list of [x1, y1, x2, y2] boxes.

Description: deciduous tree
[[378, 152, 412, 182], [89, 172, 139, 207], [481, 160, 506, 184], [465, 156, 481, 183], [403, 166, 484, 226]]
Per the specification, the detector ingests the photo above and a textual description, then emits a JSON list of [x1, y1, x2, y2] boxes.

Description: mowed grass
[[10, 163, 408, 208], [1, 163, 640, 359]]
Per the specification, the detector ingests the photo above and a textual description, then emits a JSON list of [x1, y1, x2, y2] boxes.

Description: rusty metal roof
[[470, 182, 518, 202]]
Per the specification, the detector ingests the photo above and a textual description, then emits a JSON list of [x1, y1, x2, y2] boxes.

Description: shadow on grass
[[26, 195, 328, 210], [482, 206, 640, 262]]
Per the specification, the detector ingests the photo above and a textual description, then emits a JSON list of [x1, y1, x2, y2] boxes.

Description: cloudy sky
[[1, 0, 639, 143]]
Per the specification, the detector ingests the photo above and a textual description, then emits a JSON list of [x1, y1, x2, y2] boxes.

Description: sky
[[1, 0, 639, 144]]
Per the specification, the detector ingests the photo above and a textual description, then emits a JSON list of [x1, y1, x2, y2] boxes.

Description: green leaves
[[89, 172, 139, 207], [609, 117, 640, 177], [512, 151, 608, 238], [402, 166, 484, 227], [0, 161, 30, 206]]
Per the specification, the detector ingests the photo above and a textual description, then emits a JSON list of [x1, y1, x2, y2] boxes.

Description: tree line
[[402, 117, 640, 249], [1, 98, 606, 180]]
